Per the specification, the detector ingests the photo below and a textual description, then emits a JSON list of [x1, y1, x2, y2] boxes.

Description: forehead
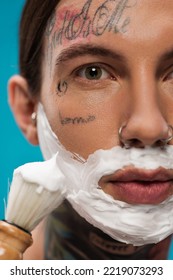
[[54, 0, 173, 20], [45, 0, 173, 62], [52, 0, 173, 32]]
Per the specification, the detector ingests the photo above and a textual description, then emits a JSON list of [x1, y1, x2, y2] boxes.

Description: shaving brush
[[0, 156, 66, 259]]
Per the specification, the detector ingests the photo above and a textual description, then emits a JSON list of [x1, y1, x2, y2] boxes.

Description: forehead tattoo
[[46, 0, 136, 75], [51, 0, 136, 43], [45, 10, 56, 37]]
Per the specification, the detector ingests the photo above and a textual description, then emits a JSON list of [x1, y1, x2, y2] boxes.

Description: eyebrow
[[55, 44, 126, 66]]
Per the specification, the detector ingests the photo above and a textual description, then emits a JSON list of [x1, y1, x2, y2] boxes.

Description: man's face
[[40, 0, 173, 203]]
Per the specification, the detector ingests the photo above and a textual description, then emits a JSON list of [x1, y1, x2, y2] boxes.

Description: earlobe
[[8, 75, 39, 145]]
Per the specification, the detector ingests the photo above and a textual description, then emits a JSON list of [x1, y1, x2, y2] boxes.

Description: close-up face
[[7, 0, 173, 248], [38, 0, 173, 205], [41, 0, 173, 158]]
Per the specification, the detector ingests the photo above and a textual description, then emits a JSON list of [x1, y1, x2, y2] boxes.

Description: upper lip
[[101, 167, 173, 183]]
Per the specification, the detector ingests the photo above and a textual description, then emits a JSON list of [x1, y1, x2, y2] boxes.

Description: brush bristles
[[5, 174, 65, 232]]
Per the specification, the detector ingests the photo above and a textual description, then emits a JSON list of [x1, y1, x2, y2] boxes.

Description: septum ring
[[118, 124, 173, 148]]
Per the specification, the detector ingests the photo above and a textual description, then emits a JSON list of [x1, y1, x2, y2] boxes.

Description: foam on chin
[[19, 102, 173, 245], [56, 147, 173, 246]]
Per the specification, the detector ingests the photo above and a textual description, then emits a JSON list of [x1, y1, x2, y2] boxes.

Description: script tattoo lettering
[[59, 112, 96, 125], [49, 0, 134, 46], [46, 0, 135, 74], [92, 0, 131, 35], [46, 10, 56, 75], [45, 11, 56, 37], [65, 0, 91, 40]]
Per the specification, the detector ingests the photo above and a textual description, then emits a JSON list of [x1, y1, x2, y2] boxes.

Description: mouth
[[98, 167, 173, 204]]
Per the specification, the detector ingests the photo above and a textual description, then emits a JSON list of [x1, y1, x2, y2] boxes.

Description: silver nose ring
[[118, 125, 131, 149], [161, 125, 173, 144], [118, 124, 173, 148]]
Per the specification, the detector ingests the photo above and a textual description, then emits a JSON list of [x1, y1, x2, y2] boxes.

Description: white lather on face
[[14, 103, 173, 246]]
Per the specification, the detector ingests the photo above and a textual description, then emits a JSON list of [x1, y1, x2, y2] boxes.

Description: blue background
[[0, 1, 172, 259], [0, 1, 42, 219]]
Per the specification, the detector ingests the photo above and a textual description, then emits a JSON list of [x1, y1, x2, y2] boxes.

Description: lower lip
[[109, 181, 172, 204]]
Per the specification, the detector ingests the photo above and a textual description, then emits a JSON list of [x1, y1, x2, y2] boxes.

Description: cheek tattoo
[[59, 111, 96, 126], [57, 81, 68, 97]]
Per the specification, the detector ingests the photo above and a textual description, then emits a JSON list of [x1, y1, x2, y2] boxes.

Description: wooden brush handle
[[0, 220, 33, 260]]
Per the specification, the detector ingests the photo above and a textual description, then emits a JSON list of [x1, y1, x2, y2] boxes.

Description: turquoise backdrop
[[0, 1, 42, 219]]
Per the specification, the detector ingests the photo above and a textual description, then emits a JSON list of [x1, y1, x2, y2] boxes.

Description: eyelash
[[163, 66, 173, 81], [165, 71, 173, 81]]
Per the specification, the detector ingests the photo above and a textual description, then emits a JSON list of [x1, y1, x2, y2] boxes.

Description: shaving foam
[[10, 103, 173, 246], [6, 155, 66, 231]]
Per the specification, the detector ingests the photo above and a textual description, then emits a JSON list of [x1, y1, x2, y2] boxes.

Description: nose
[[120, 74, 170, 148], [120, 112, 170, 148]]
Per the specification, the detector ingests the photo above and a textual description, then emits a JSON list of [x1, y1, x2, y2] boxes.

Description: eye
[[163, 68, 173, 81], [76, 65, 111, 80], [166, 71, 173, 80]]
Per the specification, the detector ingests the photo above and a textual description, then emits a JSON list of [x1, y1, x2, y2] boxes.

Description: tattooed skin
[[46, 0, 136, 75], [52, 0, 133, 45], [59, 112, 96, 125], [46, 10, 56, 74], [57, 81, 68, 97], [45, 10, 56, 37]]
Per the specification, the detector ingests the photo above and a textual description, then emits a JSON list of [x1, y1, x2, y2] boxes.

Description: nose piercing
[[118, 124, 173, 148], [161, 125, 173, 145], [118, 125, 131, 149]]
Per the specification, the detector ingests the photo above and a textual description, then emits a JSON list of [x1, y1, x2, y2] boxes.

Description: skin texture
[[41, 0, 173, 202], [8, 0, 173, 259], [41, 0, 173, 157]]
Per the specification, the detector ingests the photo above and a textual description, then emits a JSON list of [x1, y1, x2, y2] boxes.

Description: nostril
[[120, 138, 145, 149], [154, 139, 169, 148], [130, 139, 145, 148], [118, 121, 172, 148], [119, 125, 143, 148]]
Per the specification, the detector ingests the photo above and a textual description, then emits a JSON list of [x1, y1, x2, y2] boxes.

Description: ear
[[8, 75, 39, 145]]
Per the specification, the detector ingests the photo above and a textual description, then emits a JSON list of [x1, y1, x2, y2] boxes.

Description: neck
[[89, 231, 172, 259], [47, 201, 172, 260]]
